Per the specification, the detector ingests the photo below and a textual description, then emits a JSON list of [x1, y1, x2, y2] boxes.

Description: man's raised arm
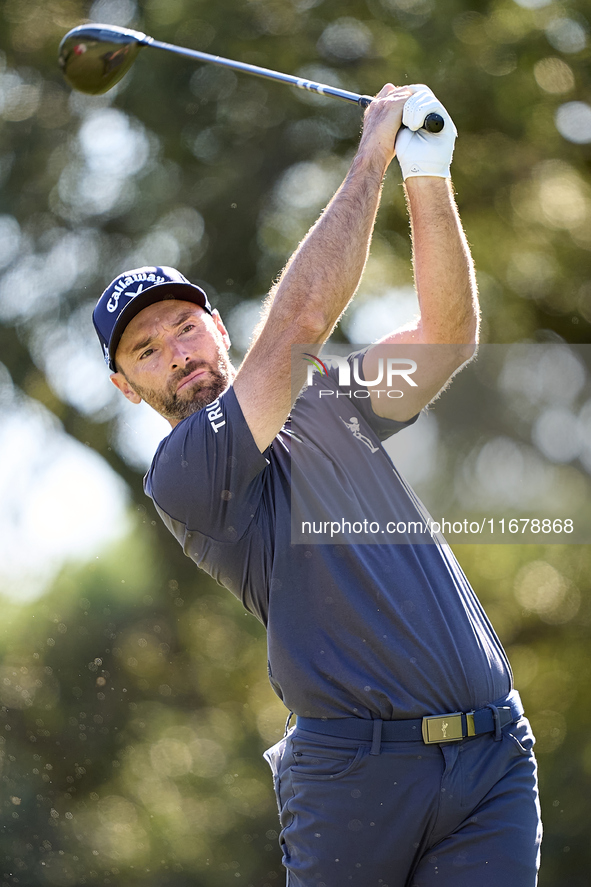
[[233, 84, 412, 452], [363, 86, 480, 421]]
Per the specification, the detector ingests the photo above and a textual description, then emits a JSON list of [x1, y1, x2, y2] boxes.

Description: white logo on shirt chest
[[340, 416, 378, 453]]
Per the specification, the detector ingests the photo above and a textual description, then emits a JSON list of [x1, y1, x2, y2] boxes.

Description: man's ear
[[211, 308, 231, 350], [110, 372, 142, 404]]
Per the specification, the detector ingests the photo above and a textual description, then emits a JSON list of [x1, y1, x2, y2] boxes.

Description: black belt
[[296, 690, 523, 746]]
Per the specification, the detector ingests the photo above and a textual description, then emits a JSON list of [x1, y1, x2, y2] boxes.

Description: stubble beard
[[128, 356, 231, 422]]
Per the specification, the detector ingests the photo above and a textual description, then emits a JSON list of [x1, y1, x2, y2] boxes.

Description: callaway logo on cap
[[93, 266, 212, 371]]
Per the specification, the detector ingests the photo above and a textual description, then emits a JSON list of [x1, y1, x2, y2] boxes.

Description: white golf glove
[[395, 85, 457, 180]]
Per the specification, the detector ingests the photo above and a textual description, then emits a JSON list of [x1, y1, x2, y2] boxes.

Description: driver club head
[[58, 24, 148, 95]]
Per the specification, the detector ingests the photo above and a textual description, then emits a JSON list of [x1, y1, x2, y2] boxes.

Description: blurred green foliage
[[0, 0, 590, 883]]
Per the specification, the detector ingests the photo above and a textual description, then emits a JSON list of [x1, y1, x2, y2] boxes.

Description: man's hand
[[395, 85, 457, 179], [358, 83, 414, 172]]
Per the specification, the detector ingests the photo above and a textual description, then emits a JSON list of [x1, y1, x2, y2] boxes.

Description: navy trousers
[[264, 716, 542, 887]]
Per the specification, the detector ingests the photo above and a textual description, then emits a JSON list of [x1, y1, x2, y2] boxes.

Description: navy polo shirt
[[144, 354, 511, 718]]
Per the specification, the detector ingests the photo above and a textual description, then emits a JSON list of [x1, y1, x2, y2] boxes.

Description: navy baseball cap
[[93, 266, 212, 371]]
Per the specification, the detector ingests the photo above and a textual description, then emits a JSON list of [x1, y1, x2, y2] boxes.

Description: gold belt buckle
[[421, 711, 476, 744]]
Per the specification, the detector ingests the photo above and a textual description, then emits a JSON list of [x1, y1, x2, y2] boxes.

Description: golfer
[[93, 85, 542, 886]]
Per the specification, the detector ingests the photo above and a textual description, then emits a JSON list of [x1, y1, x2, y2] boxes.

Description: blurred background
[[0, 0, 590, 883]]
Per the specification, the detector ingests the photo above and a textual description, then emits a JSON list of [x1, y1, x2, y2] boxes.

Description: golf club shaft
[[146, 37, 443, 130], [143, 35, 375, 108]]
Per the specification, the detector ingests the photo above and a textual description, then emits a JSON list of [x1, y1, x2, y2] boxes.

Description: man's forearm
[[252, 87, 410, 343], [406, 177, 480, 344], [264, 149, 388, 341]]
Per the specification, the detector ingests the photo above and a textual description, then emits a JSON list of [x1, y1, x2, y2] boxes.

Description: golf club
[[58, 24, 444, 133]]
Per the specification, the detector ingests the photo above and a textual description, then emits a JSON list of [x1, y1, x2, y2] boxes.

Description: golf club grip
[[422, 113, 445, 133], [358, 96, 443, 133]]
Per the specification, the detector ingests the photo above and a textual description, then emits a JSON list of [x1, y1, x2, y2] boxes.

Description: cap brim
[[109, 282, 211, 370]]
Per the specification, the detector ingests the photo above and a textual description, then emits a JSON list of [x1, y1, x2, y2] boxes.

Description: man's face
[[110, 299, 233, 426]]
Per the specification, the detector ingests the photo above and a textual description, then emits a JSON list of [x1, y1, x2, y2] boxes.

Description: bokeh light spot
[[545, 17, 587, 54], [555, 102, 591, 144], [514, 560, 580, 624], [317, 18, 373, 61], [534, 57, 575, 94]]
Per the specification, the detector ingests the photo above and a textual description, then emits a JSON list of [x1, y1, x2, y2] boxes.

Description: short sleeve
[[144, 386, 269, 542]]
